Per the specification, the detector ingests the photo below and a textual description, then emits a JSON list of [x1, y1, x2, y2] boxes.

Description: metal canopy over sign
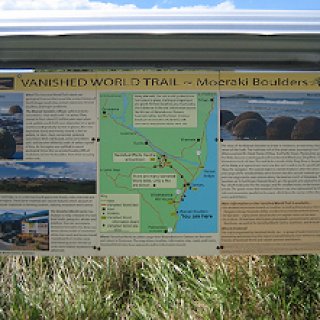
[[0, 10, 319, 69], [0, 10, 320, 35]]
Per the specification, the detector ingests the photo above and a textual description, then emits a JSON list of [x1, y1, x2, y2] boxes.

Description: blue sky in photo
[[96, 0, 320, 10], [0, 209, 47, 216], [0, 162, 96, 180], [0, 0, 319, 10], [0, 93, 23, 112]]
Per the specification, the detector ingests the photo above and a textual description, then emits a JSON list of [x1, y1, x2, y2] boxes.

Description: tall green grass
[[0, 255, 319, 319]]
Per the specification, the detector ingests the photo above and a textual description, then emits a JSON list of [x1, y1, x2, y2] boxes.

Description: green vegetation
[[0, 255, 318, 319]]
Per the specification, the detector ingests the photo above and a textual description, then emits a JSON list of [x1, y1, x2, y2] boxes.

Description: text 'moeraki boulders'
[[291, 116, 320, 140], [0, 128, 16, 158], [266, 116, 297, 140]]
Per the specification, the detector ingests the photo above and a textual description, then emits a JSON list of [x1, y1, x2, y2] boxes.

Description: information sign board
[[0, 71, 318, 255]]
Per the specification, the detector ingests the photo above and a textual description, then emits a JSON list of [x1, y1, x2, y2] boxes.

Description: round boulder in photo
[[291, 116, 320, 140], [9, 105, 23, 115], [232, 111, 267, 129], [220, 110, 235, 126], [266, 116, 297, 140], [232, 118, 266, 139], [0, 128, 16, 158], [225, 119, 234, 131]]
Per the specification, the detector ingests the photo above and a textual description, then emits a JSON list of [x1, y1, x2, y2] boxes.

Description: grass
[[0, 255, 318, 319]]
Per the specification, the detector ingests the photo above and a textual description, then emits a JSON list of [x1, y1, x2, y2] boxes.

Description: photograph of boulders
[[220, 92, 320, 140], [0, 93, 23, 159]]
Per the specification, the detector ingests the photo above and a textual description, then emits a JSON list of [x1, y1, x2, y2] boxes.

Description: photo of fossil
[[220, 92, 320, 140]]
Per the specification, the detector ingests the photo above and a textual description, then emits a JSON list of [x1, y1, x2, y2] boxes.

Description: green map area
[[100, 92, 216, 233]]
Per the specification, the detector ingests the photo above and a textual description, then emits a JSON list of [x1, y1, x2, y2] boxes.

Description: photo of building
[[0, 209, 49, 251]]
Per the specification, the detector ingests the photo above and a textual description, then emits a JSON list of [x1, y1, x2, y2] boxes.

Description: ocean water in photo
[[12, 152, 23, 159]]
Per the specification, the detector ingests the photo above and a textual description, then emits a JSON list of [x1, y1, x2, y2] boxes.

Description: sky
[[0, 209, 47, 216], [0, 162, 96, 180], [0, 93, 23, 112], [0, 0, 319, 11]]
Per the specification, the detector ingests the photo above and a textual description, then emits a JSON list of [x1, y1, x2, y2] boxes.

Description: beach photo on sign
[[0, 209, 49, 251], [0, 93, 23, 159], [220, 92, 320, 140], [0, 162, 96, 194]]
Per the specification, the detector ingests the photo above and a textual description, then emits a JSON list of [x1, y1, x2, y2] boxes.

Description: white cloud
[[0, 0, 236, 11], [34, 165, 66, 176], [0, 0, 134, 10], [65, 162, 96, 180], [31, 163, 96, 180], [157, 1, 236, 11], [1, 162, 65, 176], [214, 0, 235, 10], [1, 161, 96, 180], [2, 162, 32, 171]]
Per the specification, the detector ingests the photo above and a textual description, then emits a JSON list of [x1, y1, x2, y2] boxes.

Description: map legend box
[[100, 194, 140, 233]]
